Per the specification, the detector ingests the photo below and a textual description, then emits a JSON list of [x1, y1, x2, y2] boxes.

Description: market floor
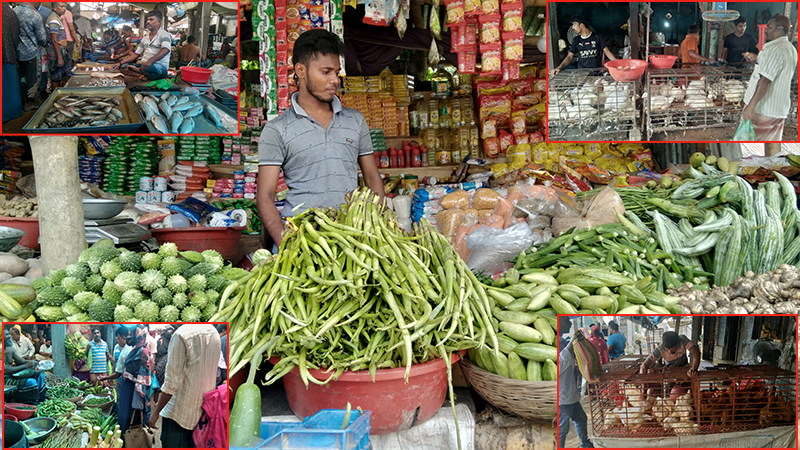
[[3, 110, 35, 133], [563, 395, 594, 448]]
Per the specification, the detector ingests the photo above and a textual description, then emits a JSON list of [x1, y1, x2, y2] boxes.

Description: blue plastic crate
[[231, 409, 371, 450], [259, 409, 371, 450]]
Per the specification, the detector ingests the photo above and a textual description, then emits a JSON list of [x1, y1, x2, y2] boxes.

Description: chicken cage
[[645, 65, 753, 140], [548, 69, 642, 141], [589, 365, 796, 439]]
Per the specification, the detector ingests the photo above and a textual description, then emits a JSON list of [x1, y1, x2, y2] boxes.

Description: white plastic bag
[[465, 222, 533, 274]]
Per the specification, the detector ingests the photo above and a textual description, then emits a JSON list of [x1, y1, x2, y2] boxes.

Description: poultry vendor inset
[[551, 16, 617, 76], [640, 331, 701, 378]]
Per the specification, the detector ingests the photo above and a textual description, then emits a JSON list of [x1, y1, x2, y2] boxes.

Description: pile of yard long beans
[[213, 188, 499, 386]]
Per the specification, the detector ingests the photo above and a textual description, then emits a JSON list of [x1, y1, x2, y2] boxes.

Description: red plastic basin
[[181, 67, 213, 84], [149, 226, 244, 261], [649, 54, 677, 69], [605, 59, 647, 82], [5, 403, 36, 420], [3, 414, 18, 422], [0, 217, 39, 250], [274, 353, 461, 435]]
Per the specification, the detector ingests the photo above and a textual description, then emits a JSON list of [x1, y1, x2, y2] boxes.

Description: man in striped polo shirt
[[742, 14, 798, 141], [86, 328, 113, 387], [257, 29, 385, 252]]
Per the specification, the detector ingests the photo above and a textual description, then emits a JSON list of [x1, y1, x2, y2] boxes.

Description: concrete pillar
[[29, 136, 86, 275], [198, 2, 213, 58], [765, 143, 782, 156], [52, 324, 70, 380]]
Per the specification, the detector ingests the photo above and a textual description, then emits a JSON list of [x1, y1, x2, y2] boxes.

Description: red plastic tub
[[273, 353, 461, 435], [3, 414, 18, 422], [0, 217, 39, 250], [649, 54, 677, 69], [604, 59, 647, 82], [5, 403, 36, 420], [181, 67, 213, 84], [149, 226, 244, 261]]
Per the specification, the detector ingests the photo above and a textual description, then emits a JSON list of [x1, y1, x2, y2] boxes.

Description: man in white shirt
[[35, 338, 52, 360], [112, 9, 171, 80], [98, 327, 131, 399], [149, 324, 221, 448], [742, 14, 798, 141], [9, 327, 34, 359]]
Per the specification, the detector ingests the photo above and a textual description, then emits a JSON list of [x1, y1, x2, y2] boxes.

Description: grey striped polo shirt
[[258, 92, 374, 217]]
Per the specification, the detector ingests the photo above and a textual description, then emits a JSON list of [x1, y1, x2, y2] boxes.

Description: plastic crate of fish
[[645, 65, 752, 139], [230, 409, 371, 450], [588, 365, 796, 438]]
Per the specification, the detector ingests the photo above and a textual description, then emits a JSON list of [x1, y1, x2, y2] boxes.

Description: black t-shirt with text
[[723, 32, 758, 63], [569, 33, 607, 69]]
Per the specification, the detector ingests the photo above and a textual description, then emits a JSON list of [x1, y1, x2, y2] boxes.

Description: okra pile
[[215, 188, 499, 385], [514, 223, 710, 289]]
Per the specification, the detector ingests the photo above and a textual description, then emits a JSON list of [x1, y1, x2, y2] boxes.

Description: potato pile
[[0, 196, 38, 218]]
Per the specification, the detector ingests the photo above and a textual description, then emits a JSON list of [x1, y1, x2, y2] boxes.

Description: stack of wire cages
[[646, 65, 752, 140], [548, 68, 642, 141], [589, 365, 796, 439]]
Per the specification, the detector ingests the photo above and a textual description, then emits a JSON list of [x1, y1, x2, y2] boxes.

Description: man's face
[[93, 330, 101, 341], [735, 22, 747, 35], [665, 345, 681, 356], [116, 334, 126, 347], [123, 30, 133, 38], [571, 22, 581, 33], [299, 53, 341, 104], [765, 19, 783, 41], [10, 330, 19, 342], [45, 340, 51, 347], [146, 15, 161, 32], [53, 2, 66, 15], [559, 317, 572, 335]]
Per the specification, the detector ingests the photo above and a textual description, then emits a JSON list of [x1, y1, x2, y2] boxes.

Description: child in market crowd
[[606, 321, 626, 360], [149, 324, 221, 448], [558, 316, 594, 448], [98, 326, 132, 403]]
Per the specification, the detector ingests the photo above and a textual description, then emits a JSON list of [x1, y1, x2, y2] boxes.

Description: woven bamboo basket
[[459, 358, 557, 421]]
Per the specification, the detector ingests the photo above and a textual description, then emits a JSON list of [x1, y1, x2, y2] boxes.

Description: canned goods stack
[[78, 155, 103, 184], [135, 176, 177, 204]]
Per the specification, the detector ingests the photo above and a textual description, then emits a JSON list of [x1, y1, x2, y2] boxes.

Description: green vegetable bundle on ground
[[46, 385, 81, 400], [31, 239, 250, 322], [42, 426, 81, 448], [214, 188, 499, 385], [36, 399, 75, 419]]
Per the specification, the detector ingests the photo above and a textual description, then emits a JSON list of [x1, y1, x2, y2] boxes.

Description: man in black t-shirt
[[723, 17, 759, 64], [550, 16, 616, 76]]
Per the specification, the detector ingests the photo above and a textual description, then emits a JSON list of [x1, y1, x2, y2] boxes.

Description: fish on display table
[[204, 104, 222, 127], [150, 115, 169, 134], [179, 117, 195, 134], [184, 104, 204, 118], [170, 111, 184, 133], [135, 92, 229, 134], [40, 96, 125, 128]]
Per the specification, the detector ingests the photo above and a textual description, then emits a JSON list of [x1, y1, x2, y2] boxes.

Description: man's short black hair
[[688, 24, 700, 35], [571, 16, 590, 28], [733, 17, 747, 26], [103, 30, 112, 36], [609, 321, 619, 332], [663, 331, 681, 349], [187, 36, 196, 44], [122, 25, 132, 33], [146, 9, 163, 22], [115, 326, 129, 338], [292, 29, 346, 69]]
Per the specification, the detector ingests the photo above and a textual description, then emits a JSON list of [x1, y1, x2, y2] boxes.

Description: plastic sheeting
[[592, 425, 796, 448], [263, 404, 475, 450]]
